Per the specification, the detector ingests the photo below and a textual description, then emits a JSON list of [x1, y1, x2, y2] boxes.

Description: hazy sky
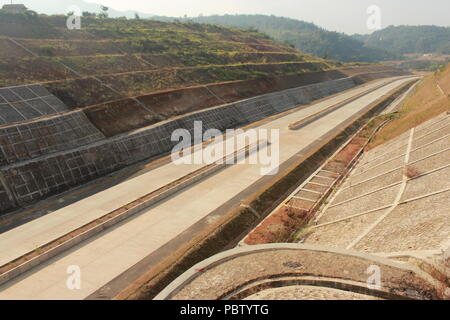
[[2, 0, 450, 34]]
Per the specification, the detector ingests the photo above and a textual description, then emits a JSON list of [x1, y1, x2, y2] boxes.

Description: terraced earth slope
[[0, 13, 330, 102], [0, 13, 409, 216]]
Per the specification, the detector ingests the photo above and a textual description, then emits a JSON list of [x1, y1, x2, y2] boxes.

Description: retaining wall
[[0, 177, 14, 212], [231, 78, 355, 123], [0, 85, 69, 125], [0, 77, 359, 213], [0, 111, 105, 166], [2, 69, 414, 216]]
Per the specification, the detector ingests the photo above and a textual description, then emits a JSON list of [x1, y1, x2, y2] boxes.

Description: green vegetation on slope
[[355, 25, 450, 55], [162, 14, 401, 63], [396, 58, 450, 72], [369, 63, 450, 149], [0, 12, 336, 106]]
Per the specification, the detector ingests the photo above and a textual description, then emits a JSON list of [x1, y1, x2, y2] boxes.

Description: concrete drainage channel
[[0, 140, 265, 286], [122, 78, 419, 300], [242, 78, 420, 246]]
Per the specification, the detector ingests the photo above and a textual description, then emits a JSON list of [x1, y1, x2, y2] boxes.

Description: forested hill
[[354, 25, 450, 55], [166, 14, 401, 63]]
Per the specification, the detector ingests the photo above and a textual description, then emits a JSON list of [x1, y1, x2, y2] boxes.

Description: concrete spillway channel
[[288, 78, 404, 131], [0, 140, 265, 286], [0, 76, 418, 300]]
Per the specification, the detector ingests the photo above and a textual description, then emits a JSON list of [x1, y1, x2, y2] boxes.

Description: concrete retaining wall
[[0, 111, 105, 166], [0, 85, 69, 126], [0, 175, 14, 211], [1, 77, 357, 213], [232, 78, 355, 123]]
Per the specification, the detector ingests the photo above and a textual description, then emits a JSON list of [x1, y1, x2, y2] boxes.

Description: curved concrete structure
[[155, 244, 441, 300]]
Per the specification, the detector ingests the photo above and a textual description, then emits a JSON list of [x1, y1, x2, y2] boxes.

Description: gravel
[[355, 190, 450, 253], [245, 285, 382, 300], [319, 184, 399, 224], [335, 169, 403, 202], [308, 209, 386, 247], [401, 165, 450, 201]]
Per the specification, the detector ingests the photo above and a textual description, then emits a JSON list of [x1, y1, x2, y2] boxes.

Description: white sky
[[2, 0, 450, 34]]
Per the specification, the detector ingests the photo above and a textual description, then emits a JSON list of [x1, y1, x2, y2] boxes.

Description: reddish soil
[[333, 137, 367, 165], [79, 69, 350, 136], [45, 77, 123, 109], [245, 207, 308, 245], [84, 98, 160, 137], [244, 129, 375, 245], [137, 86, 223, 118], [67, 66, 408, 138], [0, 39, 31, 59], [0, 57, 70, 87]]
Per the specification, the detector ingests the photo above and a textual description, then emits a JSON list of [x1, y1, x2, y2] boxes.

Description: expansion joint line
[[241, 204, 261, 218], [7, 38, 38, 57], [8, 36, 159, 119], [203, 85, 228, 105], [415, 114, 449, 135], [436, 83, 445, 96], [359, 115, 448, 166], [351, 154, 405, 179], [346, 128, 415, 250], [313, 165, 450, 229]]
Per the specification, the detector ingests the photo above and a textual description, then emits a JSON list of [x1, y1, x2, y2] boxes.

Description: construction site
[[0, 6, 448, 302]]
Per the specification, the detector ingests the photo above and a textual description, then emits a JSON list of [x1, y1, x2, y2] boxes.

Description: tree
[[82, 11, 96, 17], [99, 5, 109, 18]]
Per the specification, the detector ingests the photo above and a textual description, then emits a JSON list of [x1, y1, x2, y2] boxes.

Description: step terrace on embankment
[[0, 75, 402, 218], [0, 76, 359, 214], [305, 112, 449, 255], [0, 76, 416, 299]]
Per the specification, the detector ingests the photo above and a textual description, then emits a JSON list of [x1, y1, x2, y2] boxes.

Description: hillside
[[2, 0, 155, 19], [355, 25, 450, 55], [169, 14, 400, 63], [0, 12, 409, 133], [369, 63, 450, 148], [0, 12, 335, 103]]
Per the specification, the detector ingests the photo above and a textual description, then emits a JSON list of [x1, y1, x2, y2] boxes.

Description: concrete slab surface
[[0, 76, 416, 300]]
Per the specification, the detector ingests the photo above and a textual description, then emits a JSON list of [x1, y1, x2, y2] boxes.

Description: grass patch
[[368, 64, 450, 149]]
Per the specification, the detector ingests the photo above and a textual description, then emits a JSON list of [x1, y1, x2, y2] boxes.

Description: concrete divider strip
[[0, 140, 265, 286]]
